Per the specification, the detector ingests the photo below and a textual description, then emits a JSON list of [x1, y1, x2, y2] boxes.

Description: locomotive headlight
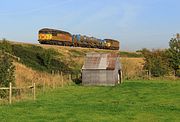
[[107, 43, 111, 47], [46, 34, 52, 40]]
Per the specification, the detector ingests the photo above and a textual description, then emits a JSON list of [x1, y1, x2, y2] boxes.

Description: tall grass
[[15, 62, 71, 88], [121, 57, 145, 80]]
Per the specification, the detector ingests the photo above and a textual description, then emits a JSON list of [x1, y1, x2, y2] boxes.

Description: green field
[[0, 80, 180, 122]]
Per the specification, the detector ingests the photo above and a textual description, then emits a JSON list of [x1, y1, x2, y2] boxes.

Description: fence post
[[69, 74, 71, 82], [120, 70, 123, 83], [9, 82, 12, 104], [43, 80, 45, 93], [148, 70, 151, 80], [61, 71, 64, 87], [53, 78, 55, 89], [33, 83, 36, 101], [52, 70, 55, 89], [173, 70, 176, 80]]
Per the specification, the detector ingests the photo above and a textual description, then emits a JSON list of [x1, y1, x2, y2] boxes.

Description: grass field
[[0, 80, 180, 122]]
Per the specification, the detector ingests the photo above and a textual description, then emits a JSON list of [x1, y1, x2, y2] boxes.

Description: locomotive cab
[[38, 30, 52, 41], [38, 28, 72, 45]]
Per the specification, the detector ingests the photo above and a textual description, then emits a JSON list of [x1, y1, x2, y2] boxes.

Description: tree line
[[141, 34, 180, 77]]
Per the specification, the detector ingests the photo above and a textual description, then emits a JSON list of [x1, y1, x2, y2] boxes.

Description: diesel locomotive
[[38, 28, 119, 50]]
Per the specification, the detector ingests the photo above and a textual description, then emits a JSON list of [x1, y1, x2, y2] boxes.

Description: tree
[[0, 39, 12, 53], [168, 35, 180, 76], [0, 52, 15, 87], [0, 52, 15, 98], [142, 48, 170, 77]]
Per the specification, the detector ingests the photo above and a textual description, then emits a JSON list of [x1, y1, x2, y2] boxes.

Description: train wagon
[[72, 35, 101, 48], [38, 28, 72, 46]]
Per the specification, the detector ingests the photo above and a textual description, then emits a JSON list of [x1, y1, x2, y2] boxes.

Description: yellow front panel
[[39, 34, 52, 40], [106, 42, 111, 47]]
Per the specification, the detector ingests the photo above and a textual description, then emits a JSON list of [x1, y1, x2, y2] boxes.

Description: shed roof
[[82, 53, 120, 70]]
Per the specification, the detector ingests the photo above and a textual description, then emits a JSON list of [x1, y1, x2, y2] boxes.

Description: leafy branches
[[142, 34, 180, 77], [167, 36, 180, 76], [142, 49, 170, 77], [0, 52, 15, 98]]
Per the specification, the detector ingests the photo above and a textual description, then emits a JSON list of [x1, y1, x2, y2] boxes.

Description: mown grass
[[0, 80, 180, 122]]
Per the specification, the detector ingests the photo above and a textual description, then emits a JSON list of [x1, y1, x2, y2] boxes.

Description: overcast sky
[[0, 0, 179, 51]]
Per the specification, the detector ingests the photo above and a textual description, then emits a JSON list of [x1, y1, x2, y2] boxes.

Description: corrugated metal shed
[[82, 53, 119, 70], [82, 52, 122, 86]]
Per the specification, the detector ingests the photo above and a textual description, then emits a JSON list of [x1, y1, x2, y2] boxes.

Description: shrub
[[0, 52, 15, 98], [142, 48, 170, 77], [0, 39, 13, 53], [12, 44, 70, 73]]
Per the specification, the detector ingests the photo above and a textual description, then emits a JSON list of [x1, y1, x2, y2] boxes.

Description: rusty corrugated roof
[[82, 53, 119, 70]]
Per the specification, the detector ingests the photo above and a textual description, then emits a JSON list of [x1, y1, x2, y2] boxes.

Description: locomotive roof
[[39, 28, 71, 35], [104, 39, 119, 42]]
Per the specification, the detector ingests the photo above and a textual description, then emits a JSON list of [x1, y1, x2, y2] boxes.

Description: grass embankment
[[0, 40, 145, 89], [0, 80, 179, 122], [0, 40, 144, 77], [0, 40, 119, 74]]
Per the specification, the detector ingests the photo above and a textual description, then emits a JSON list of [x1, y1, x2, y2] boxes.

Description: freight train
[[38, 28, 119, 50]]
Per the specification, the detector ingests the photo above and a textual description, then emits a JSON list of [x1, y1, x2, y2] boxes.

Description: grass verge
[[0, 80, 179, 122]]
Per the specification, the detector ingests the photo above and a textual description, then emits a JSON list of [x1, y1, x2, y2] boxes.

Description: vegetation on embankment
[[1, 39, 179, 81], [0, 80, 179, 121], [0, 40, 143, 74], [0, 40, 77, 74]]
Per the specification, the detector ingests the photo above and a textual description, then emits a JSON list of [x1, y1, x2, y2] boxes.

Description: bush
[[0, 39, 13, 53], [142, 49, 170, 77], [176, 69, 180, 77], [12, 44, 70, 73], [0, 52, 15, 98]]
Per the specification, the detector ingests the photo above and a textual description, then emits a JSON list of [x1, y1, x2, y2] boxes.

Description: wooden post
[[51, 70, 54, 75], [149, 70, 151, 80], [173, 70, 176, 80], [146, 70, 149, 78], [53, 79, 55, 89], [118, 70, 120, 84], [52, 70, 55, 89], [57, 71, 59, 74], [61, 71, 64, 87], [9, 82, 12, 104], [119, 70, 121, 83], [31, 80, 33, 94], [33, 83, 36, 101], [43, 80, 45, 93], [69, 74, 71, 82]]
